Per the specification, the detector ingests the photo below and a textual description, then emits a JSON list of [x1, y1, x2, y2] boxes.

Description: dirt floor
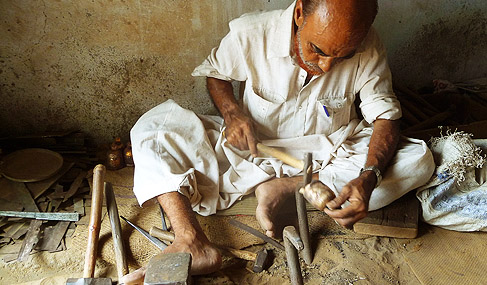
[[1, 167, 486, 285]]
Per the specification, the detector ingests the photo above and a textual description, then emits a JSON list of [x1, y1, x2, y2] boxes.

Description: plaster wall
[[0, 0, 486, 143]]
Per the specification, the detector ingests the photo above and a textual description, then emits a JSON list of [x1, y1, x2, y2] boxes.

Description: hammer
[[66, 165, 111, 285], [222, 130, 304, 170], [149, 226, 269, 273]]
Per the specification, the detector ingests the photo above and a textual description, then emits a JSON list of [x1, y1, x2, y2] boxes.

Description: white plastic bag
[[416, 134, 487, 232]]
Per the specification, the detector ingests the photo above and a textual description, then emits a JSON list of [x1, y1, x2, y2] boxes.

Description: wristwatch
[[359, 166, 382, 188]]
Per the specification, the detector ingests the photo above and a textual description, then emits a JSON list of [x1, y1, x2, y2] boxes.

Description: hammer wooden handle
[[257, 143, 304, 170], [149, 226, 256, 261], [83, 164, 106, 278]]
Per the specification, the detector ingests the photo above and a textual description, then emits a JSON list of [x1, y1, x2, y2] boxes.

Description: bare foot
[[119, 266, 146, 284], [255, 176, 302, 238], [119, 236, 221, 284]]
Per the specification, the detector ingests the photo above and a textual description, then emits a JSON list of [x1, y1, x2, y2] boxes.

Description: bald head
[[302, 0, 378, 22], [293, 0, 378, 74]]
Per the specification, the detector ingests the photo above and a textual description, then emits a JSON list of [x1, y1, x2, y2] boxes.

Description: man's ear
[[294, 0, 305, 27]]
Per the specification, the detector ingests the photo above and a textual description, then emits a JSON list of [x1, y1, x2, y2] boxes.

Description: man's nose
[[318, 57, 334, 73]]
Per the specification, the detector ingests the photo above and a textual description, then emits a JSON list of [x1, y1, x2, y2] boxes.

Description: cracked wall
[[0, 0, 486, 143]]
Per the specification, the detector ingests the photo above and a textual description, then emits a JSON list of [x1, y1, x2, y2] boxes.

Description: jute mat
[[68, 167, 367, 277], [396, 226, 487, 284]]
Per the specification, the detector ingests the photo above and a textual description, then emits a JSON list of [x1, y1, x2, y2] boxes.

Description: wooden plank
[[73, 197, 85, 216], [353, 191, 419, 238], [63, 170, 87, 202], [25, 162, 74, 199], [45, 221, 70, 252], [0, 178, 38, 212], [17, 219, 43, 261]]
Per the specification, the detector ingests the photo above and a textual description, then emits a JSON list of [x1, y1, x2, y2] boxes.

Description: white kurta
[[131, 2, 435, 215]]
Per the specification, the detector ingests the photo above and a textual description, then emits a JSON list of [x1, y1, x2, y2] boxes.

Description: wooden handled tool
[[222, 130, 304, 169], [257, 143, 304, 170], [67, 164, 111, 284], [83, 164, 106, 278]]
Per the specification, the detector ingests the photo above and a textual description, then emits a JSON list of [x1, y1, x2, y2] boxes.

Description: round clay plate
[[0, 148, 64, 182]]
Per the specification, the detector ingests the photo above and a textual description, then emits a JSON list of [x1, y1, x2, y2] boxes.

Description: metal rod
[[296, 152, 313, 264], [229, 219, 284, 251], [120, 216, 167, 251], [105, 182, 128, 279], [0, 211, 80, 222], [159, 204, 168, 231], [283, 226, 303, 285]]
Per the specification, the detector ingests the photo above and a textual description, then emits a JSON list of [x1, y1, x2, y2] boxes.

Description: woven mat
[[397, 226, 487, 284], [68, 168, 366, 275]]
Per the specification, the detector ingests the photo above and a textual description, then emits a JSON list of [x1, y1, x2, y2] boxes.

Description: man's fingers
[[247, 134, 258, 157], [324, 204, 357, 219], [326, 190, 349, 209]]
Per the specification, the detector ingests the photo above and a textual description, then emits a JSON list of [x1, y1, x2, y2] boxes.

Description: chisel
[[120, 216, 167, 250]]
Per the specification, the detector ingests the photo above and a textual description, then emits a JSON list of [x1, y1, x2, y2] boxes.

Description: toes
[[119, 266, 146, 284], [256, 206, 274, 233]]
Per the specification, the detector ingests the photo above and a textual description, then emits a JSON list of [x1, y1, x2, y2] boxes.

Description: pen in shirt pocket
[[323, 105, 330, 117]]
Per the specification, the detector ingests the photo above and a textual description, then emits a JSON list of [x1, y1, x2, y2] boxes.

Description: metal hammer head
[[66, 277, 112, 285], [252, 249, 269, 273], [144, 252, 192, 285]]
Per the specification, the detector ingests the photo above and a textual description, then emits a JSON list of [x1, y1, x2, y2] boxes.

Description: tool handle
[[257, 143, 304, 170], [150, 226, 256, 261], [83, 164, 106, 278], [150, 226, 175, 242], [105, 182, 128, 279]]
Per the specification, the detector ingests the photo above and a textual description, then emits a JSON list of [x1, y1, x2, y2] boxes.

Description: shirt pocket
[[244, 87, 285, 138], [316, 92, 353, 134]]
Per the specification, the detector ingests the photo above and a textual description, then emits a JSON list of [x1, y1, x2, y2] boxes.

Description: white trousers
[[131, 100, 435, 215]]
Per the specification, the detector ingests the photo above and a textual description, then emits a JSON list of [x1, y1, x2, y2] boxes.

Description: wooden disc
[[0, 148, 64, 182]]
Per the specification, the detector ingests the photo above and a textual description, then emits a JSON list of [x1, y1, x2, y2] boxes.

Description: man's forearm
[[365, 119, 400, 174], [206, 77, 258, 155], [206, 77, 239, 121]]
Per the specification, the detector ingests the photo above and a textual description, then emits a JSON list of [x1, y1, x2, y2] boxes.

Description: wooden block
[[353, 191, 419, 238]]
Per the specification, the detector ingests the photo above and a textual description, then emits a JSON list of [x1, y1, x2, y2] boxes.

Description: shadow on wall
[[390, 10, 487, 88]]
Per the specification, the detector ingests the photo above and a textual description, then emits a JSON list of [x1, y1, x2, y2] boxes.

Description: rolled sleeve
[[191, 31, 247, 82], [356, 29, 402, 123]]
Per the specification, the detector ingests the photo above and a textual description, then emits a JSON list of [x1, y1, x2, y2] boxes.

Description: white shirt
[[192, 1, 402, 140], [131, 2, 433, 215]]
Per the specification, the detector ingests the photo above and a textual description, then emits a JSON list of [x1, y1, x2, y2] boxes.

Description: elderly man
[[125, 0, 435, 279]]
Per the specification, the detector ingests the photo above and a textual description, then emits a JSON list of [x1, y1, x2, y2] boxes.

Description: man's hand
[[324, 171, 376, 228], [207, 77, 259, 157], [224, 109, 258, 157]]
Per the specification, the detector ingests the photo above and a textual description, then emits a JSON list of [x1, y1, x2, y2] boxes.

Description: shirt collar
[[268, 1, 296, 59]]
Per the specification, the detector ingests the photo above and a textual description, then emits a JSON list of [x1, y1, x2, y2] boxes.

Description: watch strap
[[360, 166, 382, 188]]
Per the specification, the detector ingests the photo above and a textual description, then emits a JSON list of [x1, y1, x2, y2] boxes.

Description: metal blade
[[120, 216, 167, 250]]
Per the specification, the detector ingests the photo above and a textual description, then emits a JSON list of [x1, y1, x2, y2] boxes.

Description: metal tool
[[144, 252, 192, 285], [0, 210, 79, 222], [120, 216, 167, 250], [229, 219, 284, 251], [66, 164, 111, 285], [159, 204, 168, 231], [283, 226, 304, 285], [150, 226, 269, 273], [296, 152, 313, 264], [105, 182, 128, 280]]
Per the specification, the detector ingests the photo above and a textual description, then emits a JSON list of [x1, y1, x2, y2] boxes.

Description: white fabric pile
[[417, 130, 487, 232]]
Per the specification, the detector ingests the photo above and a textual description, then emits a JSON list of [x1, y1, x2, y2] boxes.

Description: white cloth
[[192, 2, 402, 139], [131, 2, 435, 215], [417, 137, 487, 232], [131, 100, 434, 214]]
